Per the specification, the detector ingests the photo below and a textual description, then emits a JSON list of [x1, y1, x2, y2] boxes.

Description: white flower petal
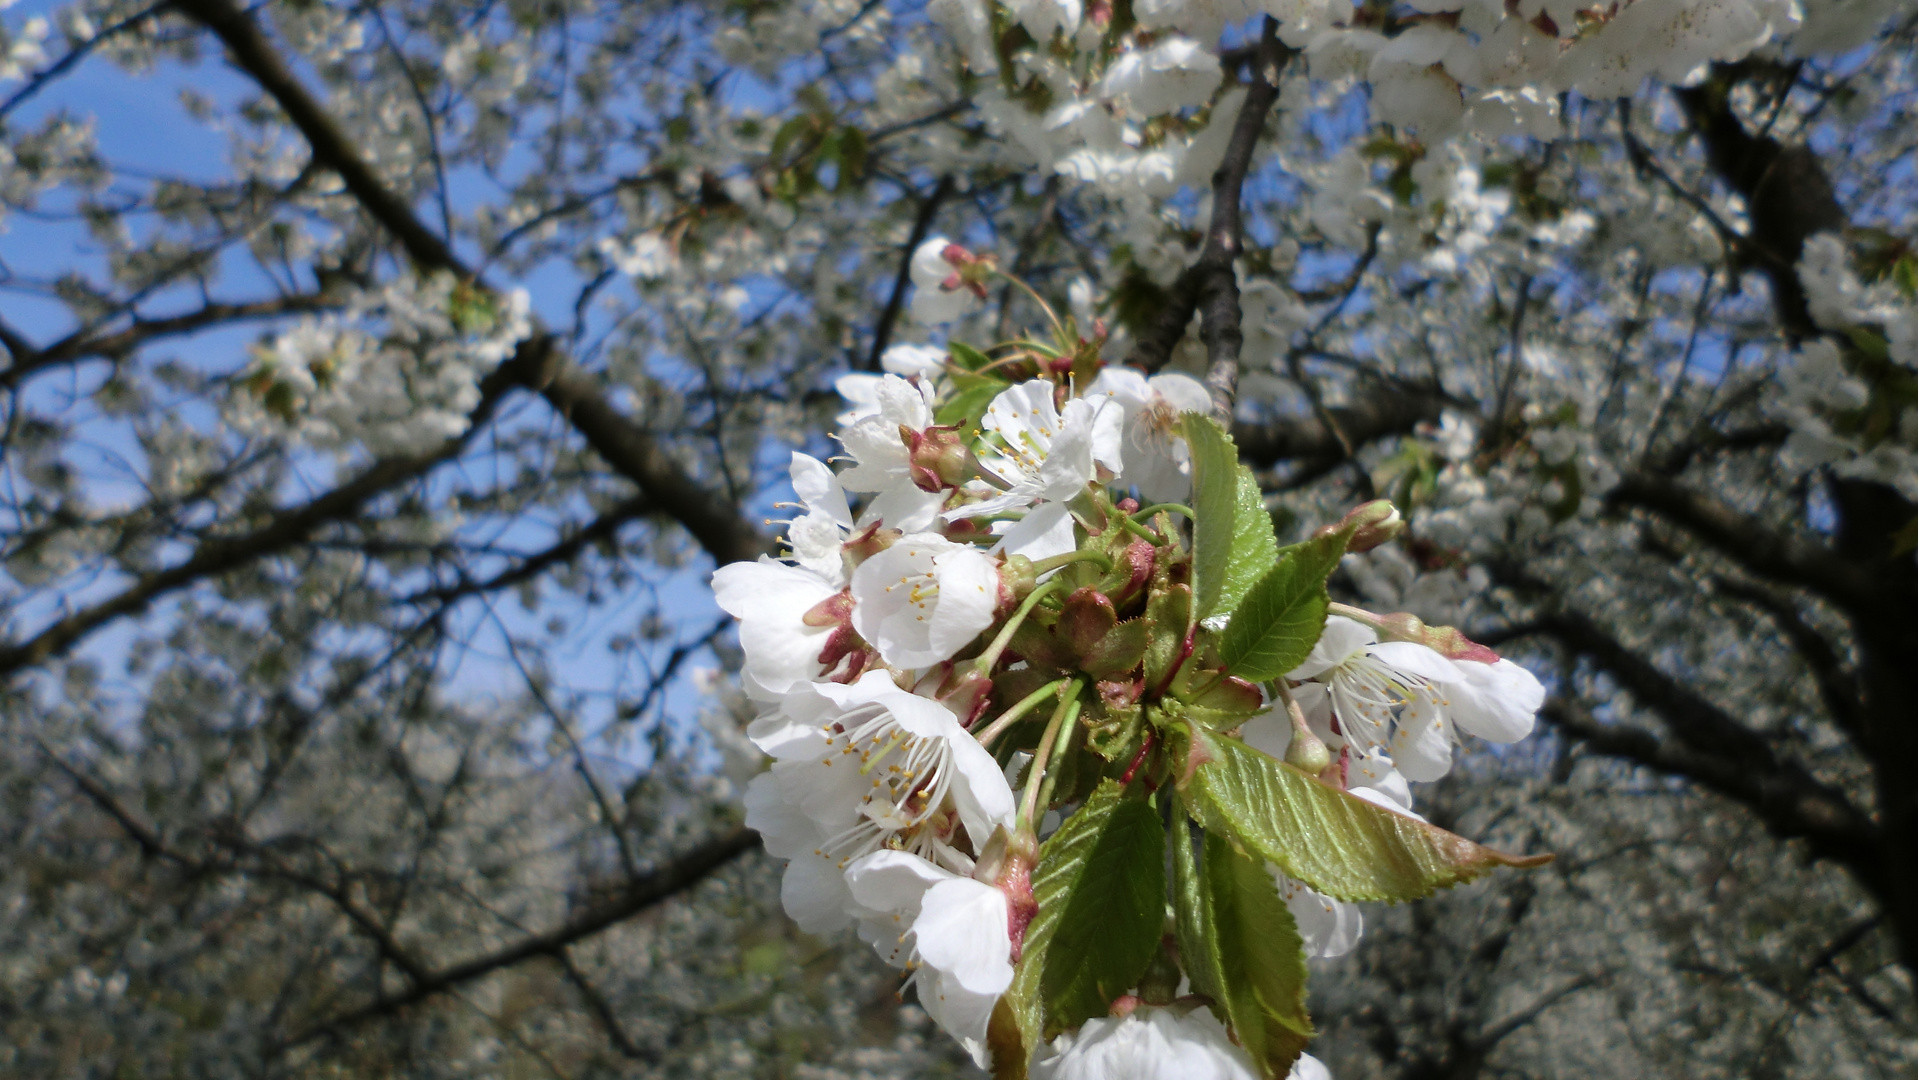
[[992, 501, 1079, 562], [1288, 615, 1376, 680], [1446, 659, 1543, 742]]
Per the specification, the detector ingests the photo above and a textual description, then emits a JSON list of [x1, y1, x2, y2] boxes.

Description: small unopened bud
[[1340, 604, 1501, 664], [1317, 499, 1405, 553], [938, 243, 995, 299], [937, 664, 995, 729], [997, 554, 1039, 609], [839, 521, 898, 569], [1281, 691, 1331, 775], [904, 424, 970, 492], [1136, 933, 1181, 1006], [974, 824, 1040, 961]]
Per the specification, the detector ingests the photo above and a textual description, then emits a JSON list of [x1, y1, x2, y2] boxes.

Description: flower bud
[[998, 554, 1039, 609], [1348, 606, 1501, 664], [973, 823, 1041, 960], [1281, 690, 1331, 775], [838, 521, 898, 569], [904, 424, 970, 492], [1317, 498, 1405, 553]]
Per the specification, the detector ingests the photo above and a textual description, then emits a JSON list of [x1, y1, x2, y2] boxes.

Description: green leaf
[[1178, 726, 1551, 903], [1217, 534, 1344, 682], [948, 341, 994, 371], [1034, 780, 1165, 1030], [937, 370, 1008, 430], [1216, 465, 1280, 619], [991, 781, 1164, 1078], [1172, 822, 1313, 1079], [1185, 413, 1240, 619], [1143, 583, 1193, 691], [1895, 254, 1918, 299], [836, 125, 868, 187]]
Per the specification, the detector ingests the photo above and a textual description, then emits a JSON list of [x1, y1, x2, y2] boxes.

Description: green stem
[[1116, 514, 1164, 544], [1135, 503, 1195, 521], [1019, 678, 1085, 828], [995, 271, 1066, 337], [975, 579, 1064, 673], [1033, 694, 1084, 815], [973, 677, 1070, 750], [1029, 547, 1112, 576]]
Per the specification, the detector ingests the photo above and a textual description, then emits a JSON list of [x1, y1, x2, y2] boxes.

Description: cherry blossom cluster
[[227, 272, 532, 457], [946, 0, 1851, 219], [713, 241, 1549, 1078]]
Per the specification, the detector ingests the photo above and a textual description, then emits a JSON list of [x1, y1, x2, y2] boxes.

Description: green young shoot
[[976, 578, 1067, 673], [1029, 547, 1113, 576], [1020, 678, 1086, 828], [974, 677, 1072, 749]]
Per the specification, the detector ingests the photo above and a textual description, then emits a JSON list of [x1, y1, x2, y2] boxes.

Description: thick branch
[[176, 0, 772, 572], [1233, 384, 1447, 468], [1541, 698, 1880, 890], [288, 828, 759, 1047], [175, 0, 465, 274], [1129, 20, 1290, 384], [1607, 472, 1887, 613], [1672, 68, 1846, 343]]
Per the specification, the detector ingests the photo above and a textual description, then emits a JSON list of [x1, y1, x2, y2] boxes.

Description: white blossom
[[844, 850, 1014, 1066], [744, 671, 1016, 931], [1034, 1006, 1272, 1080], [836, 374, 948, 532], [1287, 616, 1464, 753], [1084, 366, 1213, 502], [849, 534, 1000, 669], [910, 237, 984, 325], [711, 559, 845, 701]]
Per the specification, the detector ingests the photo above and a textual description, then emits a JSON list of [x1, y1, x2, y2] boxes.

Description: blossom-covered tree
[[1, 0, 1915, 1073]]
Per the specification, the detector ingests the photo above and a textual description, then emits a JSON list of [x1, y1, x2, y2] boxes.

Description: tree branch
[[1196, 18, 1286, 419], [176, 0, 773, 572], [1606, 472, 1888, 613], [1233, 382, 1447, 469], [1128, 21, 1291, 384], [0, 294, 336, 389], [862, 173, 954, 373], [286, 827, 759, 1048], [1541, 697, 1881, 890], [0, 339, 542, 679]]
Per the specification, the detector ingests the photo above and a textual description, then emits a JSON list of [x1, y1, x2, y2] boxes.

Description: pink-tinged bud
[[936, 664, 995, 729], [997, 554, 1039, 613], [903, 424, 969, 492], [1318, 746, 1350, 790], [1108, 994, 1143, 1019], [1103, 539, 1156, 609], [1117, 497, 1140, 513], [1360, 608, 1501, 663], [934, 243, 996, 299], [801, 589, 854, 628], [1315, 498, 1405, 553], [1059, 587, 1119, 657], [974, 825, 1041, 962], [839, 521, 899, 568]]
